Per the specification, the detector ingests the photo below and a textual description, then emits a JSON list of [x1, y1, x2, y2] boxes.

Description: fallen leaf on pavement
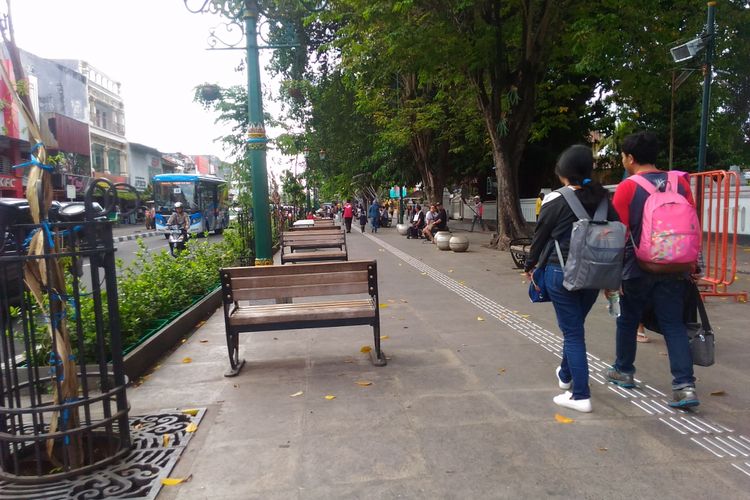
[[181, 409, 199, 416], [381, 335, 390, 340], [182, 357, 192, 363], [498, 368, 506, 374], [324, 395, 336, 400], [161, 475, 192, 486], [196, 320, 206, 328], [659, 352, 668, 356], [554, 414, 574, 424], [458, 281, 465, 285], [378, 248, 385, 252], [400, 299, 408, 303], [185, 422, 198, 433], [710, 390, 726, 396], [448, 269, 454, 273], [520, 314, 530, 318], [360, 345, 372, 353], [387, 299, 395, 303], [477, 316, 485, 321], [199, 339, 208, 343], [379, 303, 389, 308], [355, 380, 372, 387], [163, 434, 171, 447], [290, 391, 304, 397], [598, 448, 608, 452], [421, 272, 427, 275]]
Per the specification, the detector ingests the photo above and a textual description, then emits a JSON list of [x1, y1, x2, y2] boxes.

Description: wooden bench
[[219, 260, 386, 376], [509, 238, 532, 268], [289, 224, 342, 231], [313, 219, 335, 226], [281, 229, 348, 264]]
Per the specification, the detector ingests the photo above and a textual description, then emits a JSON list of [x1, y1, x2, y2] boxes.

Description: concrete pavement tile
[[384, 347, 463, 368], [169, 436, 301, 497], [204, 399, 304, 443], [298, 426, 428, 488], [127, 381, 224, 413], [414, 421, 557, 474], [305, 368, 400, 399], [299, 478, 434, 500], [171, 490, 300, 500], [487, 388, 624, 421], [540, 419, 697, 468], [394, 364, 485, 397], [402, 391, 510, 427], [559, 462, 747, 499], [302, 395, 410, 434], [423, 468, 575, 499]]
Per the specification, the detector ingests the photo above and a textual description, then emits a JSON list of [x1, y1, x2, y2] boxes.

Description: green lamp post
[[185, 0, 325, 265]]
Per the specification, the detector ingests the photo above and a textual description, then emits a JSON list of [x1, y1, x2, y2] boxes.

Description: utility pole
[[697, 1, 716, 172]]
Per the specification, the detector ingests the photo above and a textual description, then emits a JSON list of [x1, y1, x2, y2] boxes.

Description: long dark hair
[[555, 145, 608, 206]]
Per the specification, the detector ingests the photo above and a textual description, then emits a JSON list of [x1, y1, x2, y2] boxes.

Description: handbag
[[687, 286, 715, 367], [528, 241, 553, 303], [528, 267, 550, 303]]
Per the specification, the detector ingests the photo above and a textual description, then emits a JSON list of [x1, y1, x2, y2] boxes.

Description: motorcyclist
[[167, 202, 190, 232]]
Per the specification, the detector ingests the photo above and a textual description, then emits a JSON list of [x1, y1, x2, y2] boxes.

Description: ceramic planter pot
[[396, 223, 409, 235]]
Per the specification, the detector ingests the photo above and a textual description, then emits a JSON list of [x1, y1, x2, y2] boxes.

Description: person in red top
[[343, 199, 354, 233], [606, 131, 699, 409]]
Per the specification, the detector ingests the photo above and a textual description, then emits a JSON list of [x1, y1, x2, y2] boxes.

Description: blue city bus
[[152, 174, 228, 234]]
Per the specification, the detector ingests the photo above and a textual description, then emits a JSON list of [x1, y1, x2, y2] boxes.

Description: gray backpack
[[553, 188, 627, 291]]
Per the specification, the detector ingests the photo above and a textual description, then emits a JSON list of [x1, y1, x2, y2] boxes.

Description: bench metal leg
[[370, 322, 387, 367], [224, 330, 246, 377]]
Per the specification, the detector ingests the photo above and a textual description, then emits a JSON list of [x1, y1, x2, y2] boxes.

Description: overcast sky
[[10, 0, 290, 169]]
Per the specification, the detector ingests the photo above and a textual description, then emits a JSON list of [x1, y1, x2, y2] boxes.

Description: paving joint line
[[366, 233, 750, 481]]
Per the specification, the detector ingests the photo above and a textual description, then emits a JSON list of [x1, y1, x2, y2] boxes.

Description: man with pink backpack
[[606, 131, 702, 409]]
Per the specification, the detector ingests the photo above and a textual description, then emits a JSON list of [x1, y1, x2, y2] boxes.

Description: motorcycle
[[167, 224, 188, 256]]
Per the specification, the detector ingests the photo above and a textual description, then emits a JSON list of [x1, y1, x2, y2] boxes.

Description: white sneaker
[[556, 366, 571, 390], [553, 391, 592, 413]]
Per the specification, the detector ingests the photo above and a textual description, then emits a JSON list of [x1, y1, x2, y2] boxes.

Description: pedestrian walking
[[524, 145, 620, 413], [368, 200, 380, 233], [343, 199, 354, 233], [469, 195, 484, 232], [606, 131, 701, 409], [359, 209, 368, 234]]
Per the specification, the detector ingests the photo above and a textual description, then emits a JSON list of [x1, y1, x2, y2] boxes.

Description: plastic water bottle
[[607, 292, 621, 318]]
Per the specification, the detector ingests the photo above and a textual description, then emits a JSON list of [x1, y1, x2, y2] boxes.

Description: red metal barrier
[[691, 170, 748, 302]]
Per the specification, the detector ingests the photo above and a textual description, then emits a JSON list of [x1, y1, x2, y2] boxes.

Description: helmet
[[174, 202, 183, 209]]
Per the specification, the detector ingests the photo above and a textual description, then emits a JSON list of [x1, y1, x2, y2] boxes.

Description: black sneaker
[[605, 366, 635, 388], [669, 387, 700, 409]]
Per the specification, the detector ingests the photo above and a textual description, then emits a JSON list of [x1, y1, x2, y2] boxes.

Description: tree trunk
[[491, 144, 527, 249]]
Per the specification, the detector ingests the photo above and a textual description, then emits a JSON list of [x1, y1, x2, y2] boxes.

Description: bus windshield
[[154, 181, 196, 213]]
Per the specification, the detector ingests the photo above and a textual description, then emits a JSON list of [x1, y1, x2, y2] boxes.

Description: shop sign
[[134, 176, 147, 190], [0, 175, 18, 189]]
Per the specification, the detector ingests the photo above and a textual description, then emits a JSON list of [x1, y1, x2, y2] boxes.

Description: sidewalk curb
[[113, 231, 159, 243]]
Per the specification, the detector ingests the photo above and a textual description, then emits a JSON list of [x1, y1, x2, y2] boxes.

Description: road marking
[[367, 232, 750, 483]]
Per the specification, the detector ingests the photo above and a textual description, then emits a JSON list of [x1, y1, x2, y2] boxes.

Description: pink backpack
[[628, 171, 701, 273]]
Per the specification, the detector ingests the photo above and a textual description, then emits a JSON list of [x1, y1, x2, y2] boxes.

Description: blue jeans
[[544, 265, 598, 399], [615, 276, 694, 389]]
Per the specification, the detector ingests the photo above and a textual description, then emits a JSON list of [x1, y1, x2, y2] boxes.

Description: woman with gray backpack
[[524, 145, 624, 413]]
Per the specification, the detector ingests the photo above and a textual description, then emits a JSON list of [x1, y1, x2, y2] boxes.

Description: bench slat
[[231, 281, 369, 301], [222, 260, 372, 278], [282, 251, 347, 263], [229, 299, 375, 326], [231, 270, 368, 289]]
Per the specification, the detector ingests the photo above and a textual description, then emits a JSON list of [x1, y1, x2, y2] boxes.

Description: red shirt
[[343, 203, 353, 218]]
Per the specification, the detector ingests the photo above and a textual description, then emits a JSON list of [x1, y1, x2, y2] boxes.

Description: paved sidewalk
[[126, 221, 750, 499]]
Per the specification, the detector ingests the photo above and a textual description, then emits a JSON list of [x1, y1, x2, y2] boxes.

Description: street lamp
[[184, 0, 326, 265], [668, 1, 716, 172]]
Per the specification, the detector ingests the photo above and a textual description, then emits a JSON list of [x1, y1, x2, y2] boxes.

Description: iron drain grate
[[0, 408, 206, 500]]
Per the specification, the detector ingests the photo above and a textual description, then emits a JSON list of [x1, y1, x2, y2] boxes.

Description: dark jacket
[[524, 187, 619, 272]]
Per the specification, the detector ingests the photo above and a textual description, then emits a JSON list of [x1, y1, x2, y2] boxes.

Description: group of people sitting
[[405, 202, 448, 243]]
